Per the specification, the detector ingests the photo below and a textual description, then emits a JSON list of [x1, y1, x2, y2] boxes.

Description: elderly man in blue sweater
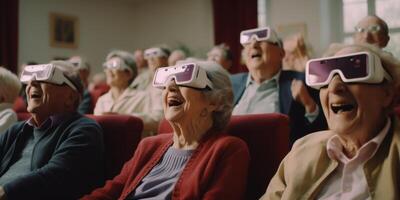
[[0, 61, 104, 200]]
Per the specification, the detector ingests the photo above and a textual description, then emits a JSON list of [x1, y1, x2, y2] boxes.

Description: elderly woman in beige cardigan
[[261, 43, 400, 199]]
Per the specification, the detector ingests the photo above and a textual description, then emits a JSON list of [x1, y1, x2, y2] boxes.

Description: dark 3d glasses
[[306, 51, 392, 89], [20, 64, 78, 91], [153, 63, 213, 90], [240, 27, 280, 46]]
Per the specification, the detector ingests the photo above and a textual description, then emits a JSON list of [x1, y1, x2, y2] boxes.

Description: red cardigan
[[81, 132, 250, 200]]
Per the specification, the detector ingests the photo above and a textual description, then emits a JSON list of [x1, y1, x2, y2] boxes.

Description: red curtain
[[212, 0, 258, 74], [0, 0, 19, 74]]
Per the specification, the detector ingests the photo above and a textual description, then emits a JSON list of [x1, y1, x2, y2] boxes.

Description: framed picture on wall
[[49, 13, 79, 49]]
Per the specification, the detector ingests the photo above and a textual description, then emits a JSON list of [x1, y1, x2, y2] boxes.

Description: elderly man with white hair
[[0, 61, 104, 200], [0, 67, 22, 133], [261, 43, 400, 199]]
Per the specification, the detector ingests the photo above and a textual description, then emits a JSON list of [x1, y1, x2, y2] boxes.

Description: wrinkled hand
[[0, 186, 7, 200], [291, 79, 317, 113]]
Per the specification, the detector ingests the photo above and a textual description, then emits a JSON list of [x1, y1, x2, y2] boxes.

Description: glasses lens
[[308, 54, 368, 84], [154, 67, 171, 85], [340, 54, 368, 79], [241, 28, 268, 44], [175, 64, 195, 83], [20, 64, 52, 82]]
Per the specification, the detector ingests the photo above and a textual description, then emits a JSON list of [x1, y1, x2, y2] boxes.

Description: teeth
[[168, 98, 183, 107], [331, 103, 355, 114]]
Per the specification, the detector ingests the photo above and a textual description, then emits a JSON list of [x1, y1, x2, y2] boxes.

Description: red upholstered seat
[[17, 112, 31, 121], [395, 106, 400, 118], [13, 96, 27, 113], [86, 114, 143, 180], [158, 113, 290, 199]]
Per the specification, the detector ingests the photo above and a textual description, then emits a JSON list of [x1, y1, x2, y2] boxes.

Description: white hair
[[0, 67, 22, 103]]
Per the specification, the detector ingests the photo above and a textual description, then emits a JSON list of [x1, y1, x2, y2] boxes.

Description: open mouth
[[167, 98, 183, 107], [251, 53, 262, 59], [331, 103, 355, 114]]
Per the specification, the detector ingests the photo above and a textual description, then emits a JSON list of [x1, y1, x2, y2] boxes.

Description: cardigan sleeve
[[202, 138, 250, 200]]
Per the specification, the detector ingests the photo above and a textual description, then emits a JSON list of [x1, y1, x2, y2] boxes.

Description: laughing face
[[26, 80, 76, 119], [162, 80, 215, 124], [319, 48, 393, 137], [243, 39, 284, 77]]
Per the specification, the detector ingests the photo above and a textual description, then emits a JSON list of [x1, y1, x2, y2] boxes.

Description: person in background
[[168, 49, 187, 66], [94, 50, 163, 136], [88, 72, 108, 92], [353, 15, 390, 49], [82, 61, 249, 200], [0, 61, 104, 200], [282, 33, 310, 72], [207, 43, 233, 71], [231, 27, 326, 144], [68, 56, 93, 114], [0, 67, 22, 133], [133, 49, 148, 75], [130, 46, 170, 90], [262, 43, 400, 199]]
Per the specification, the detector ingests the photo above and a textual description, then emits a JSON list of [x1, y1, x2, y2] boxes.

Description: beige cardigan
[[261, 117, 400, 200]]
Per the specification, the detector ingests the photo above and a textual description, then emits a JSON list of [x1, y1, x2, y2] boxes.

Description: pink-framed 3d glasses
[[20, 64, 78, 91], [144, 48, 168, 59], [306, 51, 392, 89], [103, 57, 132, 72], [153, 63, 213, 90], [240, 27, 280, 46]]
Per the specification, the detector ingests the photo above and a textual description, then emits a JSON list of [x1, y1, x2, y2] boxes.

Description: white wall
[[19, 0, 214, 75], [267, 0, 324, 56]]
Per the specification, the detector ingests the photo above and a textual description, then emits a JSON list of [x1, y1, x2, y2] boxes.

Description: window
[[342, 0, 400, 58]]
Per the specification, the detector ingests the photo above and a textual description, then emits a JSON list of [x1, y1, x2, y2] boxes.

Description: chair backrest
[[17, 112, 31, 121], [13, 96, 27, 113], [87, 114, 143, 180], [157, 113, 290, 199], [89, 84, 110, 112], [395, 106, 400, 118]]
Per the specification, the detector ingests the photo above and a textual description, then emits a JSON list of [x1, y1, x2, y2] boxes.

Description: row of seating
[[16, 112, 290, 199]]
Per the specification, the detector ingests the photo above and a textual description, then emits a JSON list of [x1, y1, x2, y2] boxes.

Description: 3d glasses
[[306, 51, 392, 89], [20, 64, 78, 91], [144, 48, 168, 59], [355, 25, 381, 34], [103, 58, 132, 72], [240, 27, 280, 46], [153, 63, 213, 90]]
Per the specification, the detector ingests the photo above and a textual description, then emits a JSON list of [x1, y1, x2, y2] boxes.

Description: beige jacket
[[93, 86, 163, 137], [261, 117, 400, 200]]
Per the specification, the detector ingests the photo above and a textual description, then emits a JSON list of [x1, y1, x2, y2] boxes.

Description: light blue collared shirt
[[233, 72, 281, 115], [232, 72, 318, 122]]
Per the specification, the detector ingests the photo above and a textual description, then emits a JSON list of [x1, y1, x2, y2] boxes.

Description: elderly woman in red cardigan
[[81, 60, 250, 200]]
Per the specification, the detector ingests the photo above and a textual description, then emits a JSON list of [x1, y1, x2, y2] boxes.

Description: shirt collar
[[326, 117, 391, 163], [26, 112, 77, 129], [246, 70, 281, 87]]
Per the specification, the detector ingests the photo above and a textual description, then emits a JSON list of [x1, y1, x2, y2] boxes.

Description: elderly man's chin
[[327, 108, 358, 134]]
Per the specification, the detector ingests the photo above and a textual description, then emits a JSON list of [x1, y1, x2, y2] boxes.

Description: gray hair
[[106, 50, 138, 80], [50, 60, 84, 108], [0, 67, 22, 103], [197, 61, 233, 131]]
